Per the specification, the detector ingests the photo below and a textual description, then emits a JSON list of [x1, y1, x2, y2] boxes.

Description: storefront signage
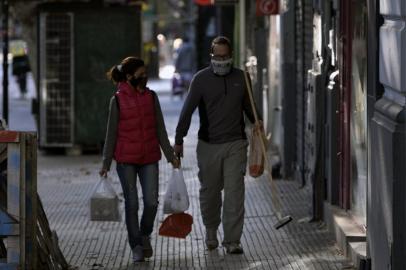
[[194, 0, 238, 5]]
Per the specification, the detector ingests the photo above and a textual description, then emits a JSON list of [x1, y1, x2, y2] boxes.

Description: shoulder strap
[[114, 94, 120, 110], [150, 90, 159, 104]]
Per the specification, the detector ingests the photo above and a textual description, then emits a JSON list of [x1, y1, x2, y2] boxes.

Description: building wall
[[260, 0, 406, 267], [369, 0, 406, 269]]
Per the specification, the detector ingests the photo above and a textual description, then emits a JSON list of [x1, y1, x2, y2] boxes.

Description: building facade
[[237, 0, 406, 269]]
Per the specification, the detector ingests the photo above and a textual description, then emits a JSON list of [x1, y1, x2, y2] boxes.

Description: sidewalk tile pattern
[[37, 94, 351, 270], [38, 151, 350, 270]]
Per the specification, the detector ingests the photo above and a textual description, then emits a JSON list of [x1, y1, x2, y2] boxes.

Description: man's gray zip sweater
[[175, 66, 258, 145]]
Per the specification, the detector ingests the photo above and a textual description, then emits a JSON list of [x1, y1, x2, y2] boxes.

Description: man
[[12, 53, 30, 99], [173, 36, 196, 97], [174, 36, 261, 254], [175, 36, 196, 75]]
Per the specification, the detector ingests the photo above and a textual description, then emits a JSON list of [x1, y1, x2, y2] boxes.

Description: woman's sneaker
[[142, 236, 153, 258], [132, 245, 144, 262]]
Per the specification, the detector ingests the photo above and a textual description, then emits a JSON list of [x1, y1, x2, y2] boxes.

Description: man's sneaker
[[205, 229, 219, 250], [224, 243, 244, 254], [132, 245, 144, 262], [142, 236, 153, 258]]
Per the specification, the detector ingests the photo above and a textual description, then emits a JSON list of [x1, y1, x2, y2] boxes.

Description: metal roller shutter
[[295, 0, 313, 186]]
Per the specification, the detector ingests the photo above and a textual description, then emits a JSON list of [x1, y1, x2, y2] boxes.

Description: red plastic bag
[[248, 126, 265, 178], [159, 213, 193, 239]]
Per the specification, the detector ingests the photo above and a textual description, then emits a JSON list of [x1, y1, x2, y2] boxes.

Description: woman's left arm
[[152, 91, 175, 163]]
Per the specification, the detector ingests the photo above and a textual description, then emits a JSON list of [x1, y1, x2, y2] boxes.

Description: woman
[[99, 57, 179, 262]]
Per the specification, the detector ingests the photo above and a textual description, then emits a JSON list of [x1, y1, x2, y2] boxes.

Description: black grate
[[42, 13, 73, 145]]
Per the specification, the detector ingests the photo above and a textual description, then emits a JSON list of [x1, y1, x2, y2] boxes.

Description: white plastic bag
[[163, 168, 189, 214], [90, 177, 121, 221]]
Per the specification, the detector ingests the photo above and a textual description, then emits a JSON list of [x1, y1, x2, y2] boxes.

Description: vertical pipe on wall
[[2, 0, 9, 123], [280, 0, 296, 178], [338, 0, 352, 210], [239, 0, 245, 68]]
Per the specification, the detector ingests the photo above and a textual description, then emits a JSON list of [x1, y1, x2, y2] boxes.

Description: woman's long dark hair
[[106, 57, 145, 83]]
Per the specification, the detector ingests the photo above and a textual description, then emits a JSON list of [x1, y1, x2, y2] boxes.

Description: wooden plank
[[51, 230, 69, 268], [36, 195, 69, 269], [0, 208, 19, 236], [6, 139, 21, 265], [6, 142, 21, 219], [5, 237, 20, 265], [0, 144, 7, 164], [0, 239, 6, 257], [0, 131, 19, 143], [0, 262, 19, 270], [0, 208, 19, 224], [0, 224, 19, 236], [3, 132, 68, 269], [19, 133, 26, 267], [24, 133, 37, 269]]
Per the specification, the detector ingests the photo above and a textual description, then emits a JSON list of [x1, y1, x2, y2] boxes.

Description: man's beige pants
[[196, 139, 248, 245]]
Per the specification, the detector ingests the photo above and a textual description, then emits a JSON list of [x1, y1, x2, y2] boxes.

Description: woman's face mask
[[129, 75, 148, 89], [211, 58, 233, 76], [128, 66, 148, 90]]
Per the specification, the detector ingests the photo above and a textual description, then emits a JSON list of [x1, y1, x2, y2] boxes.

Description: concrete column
[[369, 0, 406, 269]]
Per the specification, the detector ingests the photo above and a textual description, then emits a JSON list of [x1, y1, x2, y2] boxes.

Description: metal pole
[[2, 0, 9, 123], [239, 0, 245, 69]]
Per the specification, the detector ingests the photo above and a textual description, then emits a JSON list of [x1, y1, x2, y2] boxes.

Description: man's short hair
[[210, 36, 232, 53]]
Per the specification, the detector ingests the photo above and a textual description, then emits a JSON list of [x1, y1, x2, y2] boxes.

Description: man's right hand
[[174, 144, 183, 158], [99, 169, 108, 178]]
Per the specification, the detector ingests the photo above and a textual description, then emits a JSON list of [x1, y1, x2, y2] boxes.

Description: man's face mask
[[211, 57, 233, 76]]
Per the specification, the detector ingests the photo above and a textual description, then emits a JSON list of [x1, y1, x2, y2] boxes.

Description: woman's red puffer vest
[[114, 82, 161, 164]]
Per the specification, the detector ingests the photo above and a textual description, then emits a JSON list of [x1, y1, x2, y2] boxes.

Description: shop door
[[339, 0, 368, 228], [350, 0, 368, 227]]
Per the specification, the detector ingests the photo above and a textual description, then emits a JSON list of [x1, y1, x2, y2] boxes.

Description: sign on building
[[256, 0, 279, 16]]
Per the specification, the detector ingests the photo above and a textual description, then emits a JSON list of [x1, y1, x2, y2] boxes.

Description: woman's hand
[[171, 156, 181, 169], [99, 168, 108, 178]]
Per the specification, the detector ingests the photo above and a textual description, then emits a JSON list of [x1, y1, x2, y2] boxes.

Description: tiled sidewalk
[[37, 93, 351, 269], [38, 149, 351, 270]]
